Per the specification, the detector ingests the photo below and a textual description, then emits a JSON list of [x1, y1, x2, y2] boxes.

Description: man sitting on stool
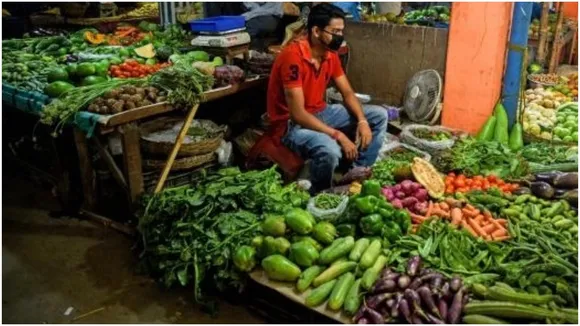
[[267, 3, 388, 194]]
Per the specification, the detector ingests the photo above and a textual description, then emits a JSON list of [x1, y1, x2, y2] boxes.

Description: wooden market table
[[249, 269, 351, 324], [74, 77, 268, 216]]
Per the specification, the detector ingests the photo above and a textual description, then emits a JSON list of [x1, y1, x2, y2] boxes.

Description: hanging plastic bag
[[399, 124, 468, 154]]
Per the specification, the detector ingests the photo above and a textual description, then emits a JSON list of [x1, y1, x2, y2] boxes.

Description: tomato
[[454, 179, 466, 188], [496, 179, 505, 186], [465, 179, 473, 186], [473, 180, 483, 188], [446, 185, 455, 193], [471, 186, 482, 191], [456, 187, 468, 193], [487, 175, 498, 182], [473, 175, 484, 182]]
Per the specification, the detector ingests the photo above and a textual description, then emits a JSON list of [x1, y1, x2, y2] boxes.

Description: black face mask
[[321, 30, 344, 52]]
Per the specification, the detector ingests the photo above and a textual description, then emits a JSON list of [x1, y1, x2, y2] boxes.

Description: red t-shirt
[[267, 39, 345, 125]]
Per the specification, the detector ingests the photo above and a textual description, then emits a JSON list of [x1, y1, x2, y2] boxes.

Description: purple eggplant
[[366, 307, 384, 324], [409, 272, 440, 290], [411, 314, 424, 324], [440, 282, 452, 301], [447, 288, 464, 324], [398, 298, 412, 323], [357, 317, 369, 324], [449, 277, 462, 293], [380, 269, 400, 281], [438, 300, 448, 321], [404, 288, 422, 311], [430, 276, 443, 293], [419, 268, 434, 276], [380, 267, 393, 278], [353, 306, 367, 323], [367, 292, 395, 309], [417, 286, 440, 317], [385, 298, 396, 309], [462, 292, 470, 306], [391, 293, 403, 319], [425, 313, 445, 324], [406, 256, 422, 276], [372, 279, 397, 294], [397, 275, 412, 290]]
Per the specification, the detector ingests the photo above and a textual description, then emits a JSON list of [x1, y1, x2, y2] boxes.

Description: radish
[[382, 188, 395, 201], [391, 198, 403, 209], [400, 180, 414, 195], [401, 197, 419, 208], [414, 188, 429, 202], [395, 191, 406, 199]]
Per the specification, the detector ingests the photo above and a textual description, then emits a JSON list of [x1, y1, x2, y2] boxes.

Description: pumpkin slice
[[134, 44, 156, 59], [411, 157, 445, 198], [84, 31, 106, 45]]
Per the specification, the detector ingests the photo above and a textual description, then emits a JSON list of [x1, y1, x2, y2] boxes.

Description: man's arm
[[285, 88, 336, 136], [285, 87, 358, 160], [334, 75, 365, 122]]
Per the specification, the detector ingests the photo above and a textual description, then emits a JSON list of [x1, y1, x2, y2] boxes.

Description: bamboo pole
[[548, 3, 565, 73], [536, 2, 550, 66], [568, 29, 577, 65], [154, 104, 200, 194]]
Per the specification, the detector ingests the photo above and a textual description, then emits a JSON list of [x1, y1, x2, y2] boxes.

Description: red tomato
[[487, 175, 498, 182], [454, 179, 466, 188], [456, 187, 468, 193], [471, 186, 482, 191], [465, 179, 473, 186], [446, 185, 455, 193]]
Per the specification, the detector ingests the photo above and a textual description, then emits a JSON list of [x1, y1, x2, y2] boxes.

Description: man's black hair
[[306, 3, 345, 34]]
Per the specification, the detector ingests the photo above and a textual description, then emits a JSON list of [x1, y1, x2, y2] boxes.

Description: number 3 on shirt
[[288, 64, 299, 81]]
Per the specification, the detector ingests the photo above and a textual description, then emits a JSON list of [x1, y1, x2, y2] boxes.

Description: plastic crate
[[188, 16, 245, 33]]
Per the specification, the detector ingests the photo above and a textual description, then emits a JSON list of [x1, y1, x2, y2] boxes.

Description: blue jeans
[[282, 104, 388, 192]]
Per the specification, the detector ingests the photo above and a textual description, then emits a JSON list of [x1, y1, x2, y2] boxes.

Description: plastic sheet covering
[[307, 195, 349, 222], [400, 124, 467, 154]]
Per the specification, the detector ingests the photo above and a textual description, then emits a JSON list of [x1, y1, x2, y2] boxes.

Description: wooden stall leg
[[92, 137, 128, 191], [73, 128, 97, 210], [119, 123, 144, 208], [154, 104, 200, 194]]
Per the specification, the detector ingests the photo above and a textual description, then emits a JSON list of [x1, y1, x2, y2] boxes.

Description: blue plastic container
[[188, 16, 245, 33]]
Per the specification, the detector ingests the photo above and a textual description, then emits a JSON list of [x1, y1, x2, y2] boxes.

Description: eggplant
[[398, 275, 412, 290], [372, 279, 397, 294], [380, 268, 393, 279], [391, 293, 403, 319], [513, 186, 532, 195], [417, 286, 440, 317], [556, 188, 579, 207], [430, 276, 443, 294], [366, 307, 384, 324], [398, 299, 412, 323], [411, 314, 424, 324], [409, 272, 441, 290], [447, 288, 464, 324], [353, 306, 367, 323], [530, 181, 555, 199], [440, 282, 452, 301], [552, 172, 578, 189], [449, 277, 462, 293], [381, 271, 400, 281], [404, 288, 422, 310], [424, 313, 445, 324], [534, 171, 563, 184], [367, 292, 395, 309], [419, 268, 434, 276], [357, 317, 369, 324], [406, 256, 422, 276], [438, 300, 448, 321]]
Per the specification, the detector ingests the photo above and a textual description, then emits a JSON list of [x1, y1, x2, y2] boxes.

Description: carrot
[[467, 218, 487, 237], [495, 218, 508, 226], [439, 202, 450, 211], [465, 204, 476, 211], [474, 214, 485, 224], [484, 235, 492, 241], [461, 208, 478, 219], [482, 224, 497, 234], [489, 218, 504, 231], [461, 220, 479, 237], [425, 201, 434, 217], [491, 235, 511, 242], [491, 228, 507, 237], [483, 210, 493, 220], [410, 212, 427, 224], [450, 208, 463, 226], [432, 208, 450, 219]]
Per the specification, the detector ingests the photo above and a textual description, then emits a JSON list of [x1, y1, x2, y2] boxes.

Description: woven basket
[[523, 131, 577, 146], [140, 117, 225, 157], [60, 3, 89, 18], [143, 152, 215, 171]]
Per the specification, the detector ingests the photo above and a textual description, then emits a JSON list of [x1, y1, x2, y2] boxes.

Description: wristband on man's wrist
[[358, 119, 368, 125]]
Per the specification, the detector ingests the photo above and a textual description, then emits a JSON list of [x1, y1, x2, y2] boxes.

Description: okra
[[464, 301, 568, 321], [463, 314, 508, 324], [486, 286, 555, 305]]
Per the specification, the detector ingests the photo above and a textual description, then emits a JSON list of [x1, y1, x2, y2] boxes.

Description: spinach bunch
[[433, 138, 529, 179], [138, 166, 309, 305]]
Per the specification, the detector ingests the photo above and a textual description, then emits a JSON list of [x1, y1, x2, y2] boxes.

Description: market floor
[[2, 175, 265, 324]]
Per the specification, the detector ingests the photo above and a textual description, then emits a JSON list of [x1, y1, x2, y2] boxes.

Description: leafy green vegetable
[[433, 138, 529, 179], [519, 143, 578, 165], [138, 166, 309, 307]]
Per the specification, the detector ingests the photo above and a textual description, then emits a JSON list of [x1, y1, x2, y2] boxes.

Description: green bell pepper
[[335, 224, 357, 237], [393, 210, 411, 234], [354, 195, 381, 214], [359, 214, 385, 235], [382, 221, 402, 244], [233, 245, 257, 272], [361, 180, 382, 197]]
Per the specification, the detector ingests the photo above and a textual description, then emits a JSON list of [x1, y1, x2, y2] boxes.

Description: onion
[[400, 180, 414, 195]]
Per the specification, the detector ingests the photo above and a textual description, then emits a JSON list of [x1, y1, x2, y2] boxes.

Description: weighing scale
[[191, 29, 251, 64]]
